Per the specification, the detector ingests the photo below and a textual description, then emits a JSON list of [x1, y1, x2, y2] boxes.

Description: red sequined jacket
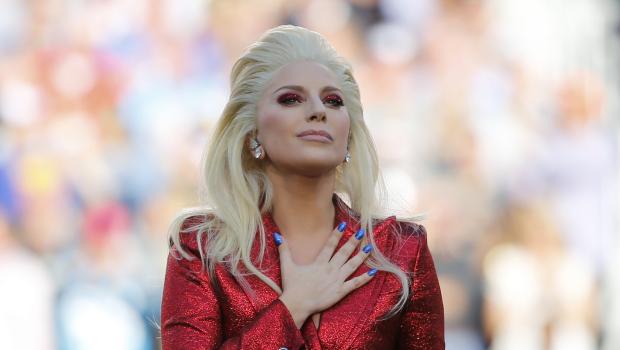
[[161, 194, 444, 349]]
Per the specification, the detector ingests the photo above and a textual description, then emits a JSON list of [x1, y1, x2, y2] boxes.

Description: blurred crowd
[[0, 0, 618, 349]]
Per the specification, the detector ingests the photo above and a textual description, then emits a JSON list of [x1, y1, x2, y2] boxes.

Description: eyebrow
[[272, 85, 343, 95]]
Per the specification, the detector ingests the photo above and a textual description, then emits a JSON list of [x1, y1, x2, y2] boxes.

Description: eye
[[324, 94, 344, 107], [277, 93, 303, 105]]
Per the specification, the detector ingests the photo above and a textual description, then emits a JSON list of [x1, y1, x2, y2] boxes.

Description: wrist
[[278, 294, 311, 329]]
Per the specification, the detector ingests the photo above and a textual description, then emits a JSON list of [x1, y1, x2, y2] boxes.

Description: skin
[[253, 61, 375, 329]]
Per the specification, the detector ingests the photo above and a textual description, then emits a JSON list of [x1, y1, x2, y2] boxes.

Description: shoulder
[[169, 213, 215, 259], [385, 218, 430, 263], [381, 216, 428, 241], [371, 214, 427, 237], [392, 219, 428, 238], [179, 214, 210, 232]]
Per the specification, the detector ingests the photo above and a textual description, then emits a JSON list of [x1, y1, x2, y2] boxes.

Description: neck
[[266, 166, 336, 239]]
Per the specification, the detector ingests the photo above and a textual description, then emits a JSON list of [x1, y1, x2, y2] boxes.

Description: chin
[[288, 158, 342, 176]]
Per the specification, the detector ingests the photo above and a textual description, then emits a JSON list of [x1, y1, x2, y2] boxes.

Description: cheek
[[335, 113, 351, 145], [256, 106, 295, 145]]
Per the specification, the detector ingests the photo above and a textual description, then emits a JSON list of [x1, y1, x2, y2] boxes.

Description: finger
[[315, 221, 347, 263], [340, 243, 372, 278], [341, 268, 377, 295], [274, 232, 293, 265], [330, 228, 365, 267]]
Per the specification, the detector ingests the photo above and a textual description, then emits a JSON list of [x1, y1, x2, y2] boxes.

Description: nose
[[306, 96, 327, 122]]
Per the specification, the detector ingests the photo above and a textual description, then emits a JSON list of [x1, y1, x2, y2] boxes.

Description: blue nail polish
[[273, 232, 283, 246], [337, 221, 347, 232], [368, 268, 378, 276], [362, 244, 372, 254], [355, 228, 365, 240]]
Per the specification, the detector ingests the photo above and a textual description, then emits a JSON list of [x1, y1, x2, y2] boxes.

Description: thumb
[[274, 232, 293, 265]]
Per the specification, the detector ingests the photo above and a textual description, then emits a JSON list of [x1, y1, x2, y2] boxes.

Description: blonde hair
[[169, 24, 417, 320]]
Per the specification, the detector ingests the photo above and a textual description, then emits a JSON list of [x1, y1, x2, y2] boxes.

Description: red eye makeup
[[275, 90, 344, 108], [277, 93, 303, 105], [324, 94, 344, 107]]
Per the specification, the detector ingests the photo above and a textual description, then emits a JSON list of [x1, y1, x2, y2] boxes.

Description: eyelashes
[[324, 94, 344, 107], [277, 93, 302, 105], [277, 93, 344, 107]]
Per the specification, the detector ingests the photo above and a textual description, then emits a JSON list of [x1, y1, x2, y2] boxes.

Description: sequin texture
[[160, 194, 445, 349]]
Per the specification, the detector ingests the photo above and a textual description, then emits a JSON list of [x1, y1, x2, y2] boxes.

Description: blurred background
[[0, 0, 618, 349]]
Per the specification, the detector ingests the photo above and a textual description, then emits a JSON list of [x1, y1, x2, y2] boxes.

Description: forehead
[[266, 61, 341, 90]]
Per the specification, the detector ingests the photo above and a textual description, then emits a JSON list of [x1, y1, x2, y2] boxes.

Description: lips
[[296, 129, 333, 141]]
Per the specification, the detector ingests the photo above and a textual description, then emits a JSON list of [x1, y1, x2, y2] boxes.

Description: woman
[[160, 25, 444, 349]]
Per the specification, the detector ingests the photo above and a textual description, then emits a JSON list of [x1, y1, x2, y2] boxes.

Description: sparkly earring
[[344, 148, 351, 163], [344, 134, 352, 163], [249, 137, 264, 159]]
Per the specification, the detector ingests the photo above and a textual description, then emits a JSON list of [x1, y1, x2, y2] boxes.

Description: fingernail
[[368, 268, 378, 276], [362, 244, 372, 254], [273, 232, 283, 246], [337, 221, 347, 232], [355, 228, 365, 240]]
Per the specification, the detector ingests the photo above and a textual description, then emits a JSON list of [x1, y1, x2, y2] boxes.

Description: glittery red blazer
[[161, 194, 444, 349]]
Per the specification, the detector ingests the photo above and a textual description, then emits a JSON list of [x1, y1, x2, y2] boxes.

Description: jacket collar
[[242, 193, 397, 348]]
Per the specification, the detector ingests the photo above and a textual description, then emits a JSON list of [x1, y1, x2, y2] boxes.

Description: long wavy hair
[[168, 24, 417, 320]]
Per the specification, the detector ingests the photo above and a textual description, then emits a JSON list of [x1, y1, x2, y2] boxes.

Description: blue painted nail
[[337, 221, 347, 232], [355, 228, 365, 240], [362, 244, 372, 254], [368, 268, 378, 276], [273, 232, 283, 246]]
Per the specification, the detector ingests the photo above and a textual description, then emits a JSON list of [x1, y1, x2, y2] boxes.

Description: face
[[255, 60, 350, 175]]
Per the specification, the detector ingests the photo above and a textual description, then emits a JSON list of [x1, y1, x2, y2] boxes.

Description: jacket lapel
[[239, 216, 282, 313]]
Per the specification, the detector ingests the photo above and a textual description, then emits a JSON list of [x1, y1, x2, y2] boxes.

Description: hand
[[276, 223, 377, 328]]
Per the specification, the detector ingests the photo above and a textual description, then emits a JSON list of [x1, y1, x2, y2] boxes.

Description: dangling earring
[[344, 146, 351, 163], [344, 133, 352, 163], [249, 137, 264, 159]]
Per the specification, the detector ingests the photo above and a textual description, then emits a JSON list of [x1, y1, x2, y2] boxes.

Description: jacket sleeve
[[160, 218, 306, 350], [396, 224, 445, 349]]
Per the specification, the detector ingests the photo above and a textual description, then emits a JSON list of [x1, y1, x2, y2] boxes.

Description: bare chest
[[282, 235, 332, 328], [285, 237, 327, 265]]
